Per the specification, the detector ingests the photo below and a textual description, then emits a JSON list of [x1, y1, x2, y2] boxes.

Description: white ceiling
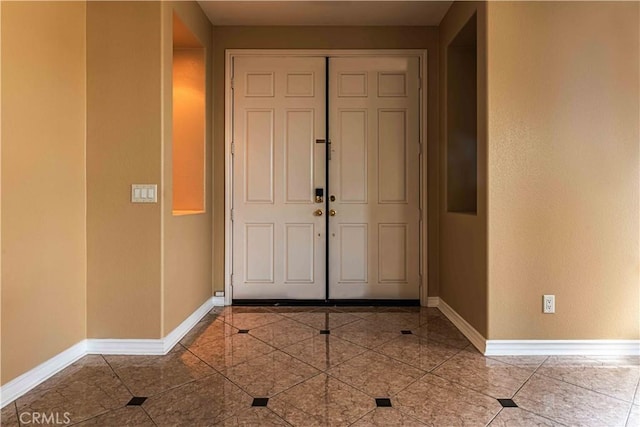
[[197, 1, 453, 26]]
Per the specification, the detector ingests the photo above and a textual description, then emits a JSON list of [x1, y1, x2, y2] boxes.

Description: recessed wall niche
[[172, 13, 205, 215], [447, 13, 477, 214]]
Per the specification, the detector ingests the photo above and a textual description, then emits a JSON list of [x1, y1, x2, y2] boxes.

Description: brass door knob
[[314, 209, 323, 216], [329, 209, 337, 216]]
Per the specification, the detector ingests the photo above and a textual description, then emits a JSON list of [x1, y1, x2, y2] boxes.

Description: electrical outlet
[[543, 295, 555, 313]]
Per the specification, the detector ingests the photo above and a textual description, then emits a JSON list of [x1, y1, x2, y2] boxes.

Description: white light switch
[[131, 184, 158, 203]]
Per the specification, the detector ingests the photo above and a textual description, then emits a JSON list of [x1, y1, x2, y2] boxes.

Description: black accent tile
[[127, 397, 147, 406], [252, 397, 269, 407], [497, 398, 518, 408], [375, 398, 392, 407], [401, 330, 413, 335], [320, 330, 330, 335], [238, 329, 250, 334]]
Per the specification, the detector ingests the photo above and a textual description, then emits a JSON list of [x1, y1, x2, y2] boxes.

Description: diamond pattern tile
[[3, 306, 634, 427]]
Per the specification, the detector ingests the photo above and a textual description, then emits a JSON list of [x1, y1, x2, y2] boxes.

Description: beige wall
[[162, 2, 213, 335], [1, 1, 87, 383], [87, 1, 163, 339], [487, 1, 639, 339], [212, 26, 440, 296], [438, 2, 488, 336]]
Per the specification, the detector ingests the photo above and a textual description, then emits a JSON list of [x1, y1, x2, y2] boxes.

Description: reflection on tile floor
[[4, 305, 639, 426]]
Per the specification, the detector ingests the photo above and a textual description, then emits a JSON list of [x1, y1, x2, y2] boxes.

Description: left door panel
[[232, 57, 327, 300]]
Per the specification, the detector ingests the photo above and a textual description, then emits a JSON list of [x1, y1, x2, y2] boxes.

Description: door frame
[[224, 49, 428, 306]]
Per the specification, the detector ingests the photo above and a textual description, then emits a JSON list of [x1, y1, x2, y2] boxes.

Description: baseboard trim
[[437, 299, 487, 353], [485, 340, 640, 356], [426, 296, 440, 307], [1, 296, 217, 408], [1, 340, 87, 408], [212, 296, 225, 306], [162, 297, 216, 353]]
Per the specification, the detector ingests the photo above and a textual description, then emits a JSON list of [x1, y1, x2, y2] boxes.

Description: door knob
[[314, 209, 323, 216], [329, 209, 337, 216]]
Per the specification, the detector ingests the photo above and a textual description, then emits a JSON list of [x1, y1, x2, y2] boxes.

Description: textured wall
[[487, 1, 639, 339], [1, 1, 87, 384]]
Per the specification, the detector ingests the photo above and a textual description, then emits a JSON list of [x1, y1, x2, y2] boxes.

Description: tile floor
[[2, 306, 639, 426]]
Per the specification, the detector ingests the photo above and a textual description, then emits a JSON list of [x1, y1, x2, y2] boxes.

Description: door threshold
[[232, 299, 420, 306]]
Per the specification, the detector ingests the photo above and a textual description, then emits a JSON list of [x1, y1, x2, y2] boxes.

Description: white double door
[[232, 55, 421, 300]]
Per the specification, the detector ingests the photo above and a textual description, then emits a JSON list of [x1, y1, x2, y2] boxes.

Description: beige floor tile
[[537, 356, 640, 402], [488, 408, 562, 426], [361, 312, 423, 330], [186, 332, 276, 371], [249, 318, 317, 348], [16, 356, 132, 426], [214, 407, 290, 426], [223, 312, 284, 330], [287, 311, 362, 330], [1, 402, 20, 427], [327, 350, 425, 397], [269, 373, 375, 426], [223, 350, 320, 397], [486, 354, 549, 369], [377, 335, 461, 371], [331, 319, 403, 348], [515, 373, 631, 426], [144, 372, 252, 426], [268, 306, 329, 315], [282, 334, 367, 371], [432, 348, 535, 398], [395, 373, 502, 426], [104, 344, 215, 396], [329, 306, 378, 317], [636, 383, 640, 405], [74, 406, 155, 426], [626, 405, 639, 427], [351, 408, 427, 426], [180, 318, 238, 348], [413, 317, 471, 349]]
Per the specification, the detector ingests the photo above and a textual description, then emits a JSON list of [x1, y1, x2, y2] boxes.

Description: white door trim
[[224, 49, 428, 306]]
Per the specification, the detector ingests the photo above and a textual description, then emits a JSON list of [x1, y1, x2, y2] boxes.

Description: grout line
[[624, 375, 640, 426], [484, 407, 503, 426], [510, 355, 548, 399]]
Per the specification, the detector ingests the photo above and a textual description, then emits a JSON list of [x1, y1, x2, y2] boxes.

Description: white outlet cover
[[131, 184, 158, 203], [543, 295, 555, 313]]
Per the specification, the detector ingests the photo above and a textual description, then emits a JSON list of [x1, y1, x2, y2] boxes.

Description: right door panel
[[328, 57, 421, 299]]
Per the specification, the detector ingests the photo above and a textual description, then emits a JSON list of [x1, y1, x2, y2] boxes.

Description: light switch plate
[[131, 184, 157, 203]]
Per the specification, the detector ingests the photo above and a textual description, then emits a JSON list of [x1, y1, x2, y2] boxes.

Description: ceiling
[[197, 1, 453, 26]]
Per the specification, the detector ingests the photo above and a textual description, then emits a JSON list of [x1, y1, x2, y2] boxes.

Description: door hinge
[[231, 78, 234, 90], [230, 274, 234, 286], [418, 77, 422, 90], [231, 142, 235, 155], [230, 209, 234, 221]]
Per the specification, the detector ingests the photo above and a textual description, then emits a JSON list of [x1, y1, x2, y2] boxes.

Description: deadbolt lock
[[330, 195, 336, 202]]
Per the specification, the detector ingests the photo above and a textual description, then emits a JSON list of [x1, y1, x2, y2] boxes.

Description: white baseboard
[[212, 296, 225, 306], [87, 297, 215, 355], [426, 296, 440, 307], [1, 296, 217, 408], [435, 299, 640, 356], [162, 297, 216, 353], [437, 299, 487, 353], [1, 340, 87, 408], [485, 340, 640, 356]]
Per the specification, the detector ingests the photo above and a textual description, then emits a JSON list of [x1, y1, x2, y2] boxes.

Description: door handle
[[329, 209, 337, 216], [314, 209, 323, 216]]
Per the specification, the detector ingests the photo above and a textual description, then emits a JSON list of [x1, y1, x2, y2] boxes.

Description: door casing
[[224, 49, 428, 306]]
